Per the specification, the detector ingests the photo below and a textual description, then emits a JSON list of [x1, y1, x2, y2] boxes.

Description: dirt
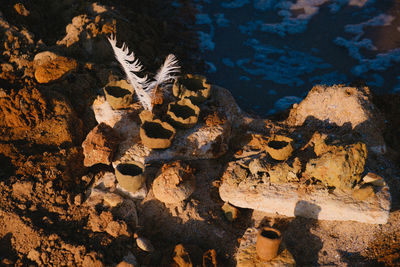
[[0, 1, 399, 266]]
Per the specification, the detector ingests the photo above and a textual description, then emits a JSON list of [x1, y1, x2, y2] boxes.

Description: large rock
[[82, 123, 120, 167], [219, 158, 391, 224], [33, 51, 77, 83], [286, 85, 386, 154]]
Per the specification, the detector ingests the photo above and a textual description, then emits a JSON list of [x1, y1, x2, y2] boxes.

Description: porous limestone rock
[[33, 51, 77, 83], [92, 96, 140, 139], [304, 142, 367, 190], [287, 85, 386, 154], [219, 157, 391, 223], [236, 227, 295, 267], [112, 86, 240, 165], [82, 123, 120, 167]]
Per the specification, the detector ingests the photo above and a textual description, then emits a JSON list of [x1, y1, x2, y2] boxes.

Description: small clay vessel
[[115, 162, 145, 193], [167, 98, 200, 128], [103, 80, 134, 110], [265, 135, 294, 161], [139, 110, 176, 149], [256, 227, 282, 261], [172, 74, 211, 103]]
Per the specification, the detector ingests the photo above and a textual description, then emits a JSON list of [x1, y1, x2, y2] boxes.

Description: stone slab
[[236, 227, 295, 267], [219, 161, 391, 224]]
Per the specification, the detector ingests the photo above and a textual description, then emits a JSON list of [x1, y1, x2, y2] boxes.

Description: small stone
[[221, 203, 239, 222], [136, 236, 154, 253], [74, 194, 82, 205], [173, 244, 192, 267], [352, 185, 375, 201], [14, 3, 30, 16], [33, 51, 78, 83], [82, 123, 120, 167], [363, 172, 386, 187], [27, 249, 41, 264], [103, 193, 123, 207]]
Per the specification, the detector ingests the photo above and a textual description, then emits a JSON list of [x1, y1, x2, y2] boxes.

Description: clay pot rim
[[259, 226, 282, 240], [103, 79, 135, 110], [167, 98, 200, 127], [141, 119, 176, 139], [173, 74, 211, 102], [140, 119, 176, 149], [116, 161, 145, 175], [115, 161, 146, 193], [265, 135, 294, 161]]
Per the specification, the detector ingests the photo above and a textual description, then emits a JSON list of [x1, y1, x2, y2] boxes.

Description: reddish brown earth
[[0, 1, 399, 266]]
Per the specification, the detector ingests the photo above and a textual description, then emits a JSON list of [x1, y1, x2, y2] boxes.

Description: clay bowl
[[256, 227, 282, 261], [172, 74, 211, 103], [140, 119, 176, 149], [265, 135, 294, 161], [103, 80, 134, 110], [167, 98, 200, 128], [115, 162, 145, 193]]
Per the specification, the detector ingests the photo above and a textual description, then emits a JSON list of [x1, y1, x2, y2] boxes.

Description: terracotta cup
[[115, 162, 145, 193], [256, 227, 282, 261]]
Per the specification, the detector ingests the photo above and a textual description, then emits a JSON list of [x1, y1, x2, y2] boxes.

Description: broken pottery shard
[[236, 227, 295, 267], [219, 159, 391, 224], [287, 85, 386, 154], [82, 123, 120, 167], [34, 51, 77, 83], [112, 86, 240, 165], [304, 142, 367, 190]]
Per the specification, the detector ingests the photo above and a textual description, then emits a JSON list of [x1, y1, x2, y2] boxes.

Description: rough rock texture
[[0, 87, 83, 146], [287, 85, 386, 154], [304, 142, 367, 190], [33, 51, 78, 83], [152, 161, 196, 204], [236, 227, 295, 267], [219, 159, 391, 223], [82, 123, 120, 167], [111, 86, 240, 165]]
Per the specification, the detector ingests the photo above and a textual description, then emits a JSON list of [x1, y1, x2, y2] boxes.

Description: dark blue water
[[191, 0, 400, 115]]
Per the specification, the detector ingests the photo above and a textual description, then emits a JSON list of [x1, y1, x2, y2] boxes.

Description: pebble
[[136, 236, 154, 253]]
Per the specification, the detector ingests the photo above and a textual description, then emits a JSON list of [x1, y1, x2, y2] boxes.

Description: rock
[[112, 86, 238, 165], [173, 244, 193, 267], [221, 202, 239, 222], [116, 252, 138, 267], [152, 161, 195, 204], [92, 96, 140, 139], [33, 51, 77, 83], [203, 249, 218, 267], [136, 236, 154, 253], [82, 252, 104, 267], [82, 123, 120, 167], [236, 227, 295, 267], [304, 142, 367, 190], [219, 158, 391, 224], [352, 185, 375, 201], [363, 172, 386, 187], [286, 85, 386, 154], [12, 181, 33, 200], [14, 3, 30, 16], [27, 249, 41, 265]]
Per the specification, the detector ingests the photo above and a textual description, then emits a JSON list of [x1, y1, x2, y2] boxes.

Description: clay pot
[[256, 227, 282, 261], [115, 162, 145, 193], [172, 74, 211, 103], [265, 135, 294, 161], [140, 113, 176, 149], [103, 80, 134, 110], [167, 98, 200, 128]]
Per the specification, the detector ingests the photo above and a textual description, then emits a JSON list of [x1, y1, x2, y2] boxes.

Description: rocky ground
[[0, 1, 400, 266]]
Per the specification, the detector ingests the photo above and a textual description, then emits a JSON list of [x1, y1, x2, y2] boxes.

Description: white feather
[[107, 34, 153, 111], [147, 54, 180, 95]]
